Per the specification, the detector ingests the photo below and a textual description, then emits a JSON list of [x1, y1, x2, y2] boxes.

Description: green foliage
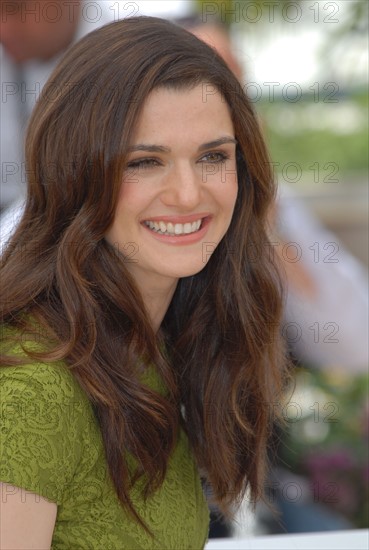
[[257, 90, 368, 182], [194, 0, 367, 33], [194, 0, 299, 26], [280, 367, 369, 527]]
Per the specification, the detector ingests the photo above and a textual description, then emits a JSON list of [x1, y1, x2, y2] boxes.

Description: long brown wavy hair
[[1, 17, 288, 530]]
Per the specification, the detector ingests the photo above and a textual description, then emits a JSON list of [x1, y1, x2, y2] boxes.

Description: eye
[[126, 158, 162, 170], [199, 151, 230, 164]]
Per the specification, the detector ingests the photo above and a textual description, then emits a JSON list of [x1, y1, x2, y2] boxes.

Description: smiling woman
[[0, 16, 288, 550], [105, 85, 238, 308]]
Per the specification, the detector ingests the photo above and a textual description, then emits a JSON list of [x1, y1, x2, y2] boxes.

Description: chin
[[163, 262, 209, 280]]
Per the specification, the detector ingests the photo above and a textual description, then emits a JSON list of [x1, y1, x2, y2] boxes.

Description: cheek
[[218, 164, 238, 214], [114, 181, 140, 216], [118, 177, 155, 207]]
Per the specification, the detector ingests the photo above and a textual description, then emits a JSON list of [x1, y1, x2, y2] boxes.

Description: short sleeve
[[0, 361, 86, 504]]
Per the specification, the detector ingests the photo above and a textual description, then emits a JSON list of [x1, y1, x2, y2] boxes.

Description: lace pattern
[[0, 355, 209, 549]]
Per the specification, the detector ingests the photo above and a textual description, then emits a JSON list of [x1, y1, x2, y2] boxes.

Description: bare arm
[[0, 482, 57, 550]]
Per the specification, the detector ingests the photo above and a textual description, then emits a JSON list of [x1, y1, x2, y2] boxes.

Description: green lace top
[[0, 343, 209, 549]]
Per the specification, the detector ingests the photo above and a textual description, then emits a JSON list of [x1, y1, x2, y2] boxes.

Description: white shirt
[[277, 185, 368, 372]]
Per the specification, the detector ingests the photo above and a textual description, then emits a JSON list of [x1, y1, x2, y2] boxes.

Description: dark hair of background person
[[0, 16, 288, 531]]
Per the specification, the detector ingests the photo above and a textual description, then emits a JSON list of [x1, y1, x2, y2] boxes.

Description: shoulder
[[0, 344, 97, 503], [1, 324, 82, 395], [0, 325, 95, 431], [1, 347, 88, 415]]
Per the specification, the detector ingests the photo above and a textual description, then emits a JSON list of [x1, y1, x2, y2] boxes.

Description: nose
[[160, 161, 202, 210]]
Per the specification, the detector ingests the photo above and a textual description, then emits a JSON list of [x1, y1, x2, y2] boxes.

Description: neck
[[138, 279, 178, 333]]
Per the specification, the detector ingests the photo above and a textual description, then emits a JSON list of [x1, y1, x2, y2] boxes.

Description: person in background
[[0, 16, 288, 548], [0, 0, 112, 211]]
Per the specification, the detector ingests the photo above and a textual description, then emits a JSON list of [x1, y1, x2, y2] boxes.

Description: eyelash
[[200, 151, 230, 164], [126, 151, 230, 171], [126, 158, 161, 170]]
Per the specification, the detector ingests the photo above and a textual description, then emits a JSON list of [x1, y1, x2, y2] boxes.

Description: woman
[[0, 17, 287, 549]]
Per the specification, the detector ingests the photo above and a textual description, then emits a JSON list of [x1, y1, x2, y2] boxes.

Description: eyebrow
[[127, 144, 170, 153], [198, 137, 238, 151], [127, 136, 237, 154]]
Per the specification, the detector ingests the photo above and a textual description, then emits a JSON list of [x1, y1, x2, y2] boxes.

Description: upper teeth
[[144, 219, 202, 235]]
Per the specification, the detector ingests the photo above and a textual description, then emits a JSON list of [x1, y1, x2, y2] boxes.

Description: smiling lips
[[144, 219, 202, 236], [141, 214, 211, 244]]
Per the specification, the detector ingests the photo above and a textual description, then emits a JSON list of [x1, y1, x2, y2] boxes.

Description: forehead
[[131, 84, 234, 143]]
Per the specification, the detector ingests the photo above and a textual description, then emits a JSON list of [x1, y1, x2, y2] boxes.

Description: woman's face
[[105, 84, 238, 290]]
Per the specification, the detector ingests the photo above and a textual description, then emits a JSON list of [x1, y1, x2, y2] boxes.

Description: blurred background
[[1, 0, 368, 539], [133, 0, 369, 537]]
